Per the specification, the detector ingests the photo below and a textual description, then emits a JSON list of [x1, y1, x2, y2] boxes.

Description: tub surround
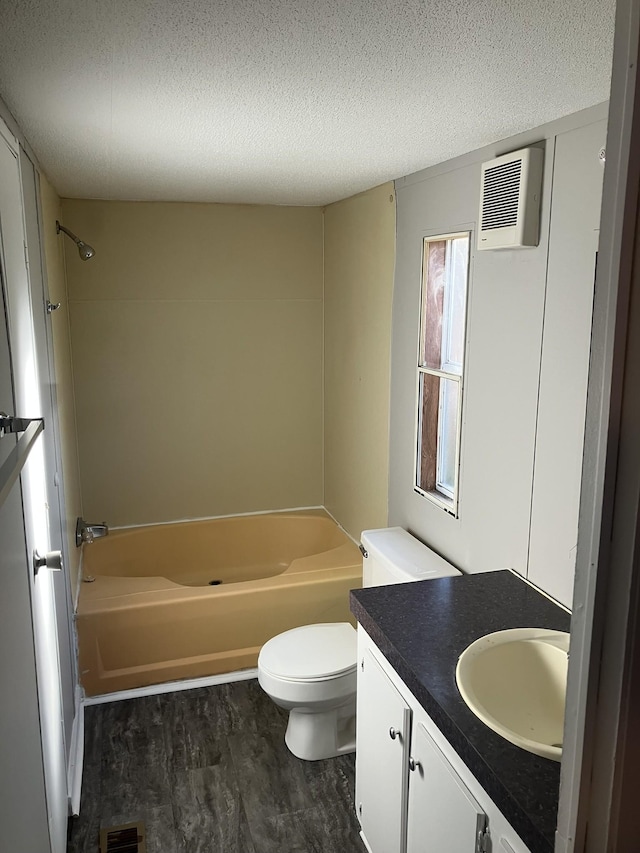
[[350, 570, 570, 853], [63, 199, 324, 528], [323, 183, 395, 541]]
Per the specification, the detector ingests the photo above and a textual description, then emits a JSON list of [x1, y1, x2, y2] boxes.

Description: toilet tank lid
[[360, 527, 461, 581], [258, 623, 357, 681]]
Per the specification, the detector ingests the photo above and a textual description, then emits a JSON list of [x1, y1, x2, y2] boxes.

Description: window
[[415, 233, 470, 514]]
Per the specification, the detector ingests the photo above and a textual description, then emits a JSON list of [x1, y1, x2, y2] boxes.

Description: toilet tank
[[361, 527, 461, 587]]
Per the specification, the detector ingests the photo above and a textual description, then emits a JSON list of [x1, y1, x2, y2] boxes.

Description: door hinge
[[23, 242, 29, 270], [361, 657, 365, 671], [475, 824, 490, 853]]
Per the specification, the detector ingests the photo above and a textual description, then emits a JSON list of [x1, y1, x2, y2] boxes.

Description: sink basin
[[455, 628, 569, 762]]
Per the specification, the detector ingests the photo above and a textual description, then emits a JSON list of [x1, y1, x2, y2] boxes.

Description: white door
[[19, 145, 77, 763], [356, 647, 411, 853], [0, 230, 52, 853], [0, 120, 68, 853], [406, 722, 487, 853]]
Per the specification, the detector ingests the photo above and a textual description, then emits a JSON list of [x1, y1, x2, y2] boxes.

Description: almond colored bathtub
[[76, 510, 362, 696]]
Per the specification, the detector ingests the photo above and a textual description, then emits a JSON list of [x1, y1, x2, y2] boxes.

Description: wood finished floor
[[67, 679, 365, 853]]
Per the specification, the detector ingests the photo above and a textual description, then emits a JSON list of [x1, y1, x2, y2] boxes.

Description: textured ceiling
[[0, 0, 615, 205]]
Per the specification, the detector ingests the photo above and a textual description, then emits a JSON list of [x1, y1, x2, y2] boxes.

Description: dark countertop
[[350, 569, 571, 853]]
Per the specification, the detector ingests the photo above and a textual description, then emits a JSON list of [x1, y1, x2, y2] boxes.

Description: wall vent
[[477, 146, 543, 250], [100, 822, 146, 853]]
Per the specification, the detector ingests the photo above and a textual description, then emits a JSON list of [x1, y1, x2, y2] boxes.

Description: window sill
[[414, 486, 458, 517]]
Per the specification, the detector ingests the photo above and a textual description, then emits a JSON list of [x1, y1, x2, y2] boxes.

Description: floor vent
[[99, 822, 146, 853]]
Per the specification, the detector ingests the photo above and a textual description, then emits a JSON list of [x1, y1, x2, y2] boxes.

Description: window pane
[[420, 235, 469, 374], [417, 372, 460, 502], [417, 372, 440, 492], [436, 377, 459, 496], [441, 236, 469, 372], [419, 240, 446, 370]]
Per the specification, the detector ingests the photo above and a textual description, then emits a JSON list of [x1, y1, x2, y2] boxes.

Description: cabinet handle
[[389, 727, 399, 740], [409, 757, 422, 772]]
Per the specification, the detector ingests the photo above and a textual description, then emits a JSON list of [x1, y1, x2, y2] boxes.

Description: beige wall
[[323, 183, 396, 540], [40, 177, 83, 593], [61, 200, 324, 527]]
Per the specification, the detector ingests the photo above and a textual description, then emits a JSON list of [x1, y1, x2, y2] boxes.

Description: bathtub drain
[[208, 579, 222, 586]]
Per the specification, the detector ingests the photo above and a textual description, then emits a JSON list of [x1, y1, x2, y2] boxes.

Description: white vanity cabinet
[[355, 646, 410, 853], [355, 627, 532, 853], [405, 720, 487, 853]]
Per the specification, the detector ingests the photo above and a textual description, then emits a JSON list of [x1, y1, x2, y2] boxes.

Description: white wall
[[388, 104, 607, 607], [527, 120, 605, 604]]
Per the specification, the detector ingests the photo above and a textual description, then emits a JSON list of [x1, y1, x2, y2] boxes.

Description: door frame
[[556, 0, 640, 849]]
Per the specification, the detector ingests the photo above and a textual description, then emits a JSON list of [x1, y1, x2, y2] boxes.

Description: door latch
[[33, 550, 63, 577]]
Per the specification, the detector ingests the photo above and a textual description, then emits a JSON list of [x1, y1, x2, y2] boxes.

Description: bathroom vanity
[[350, 570, 570, 853]]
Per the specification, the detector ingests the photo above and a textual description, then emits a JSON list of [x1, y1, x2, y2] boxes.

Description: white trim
[[67, 685, 84, 817], [0, 95, 45, 174], [359, 829, 375, 853], [0, 113, 19, 153], [83, 667, 259, 706], [108, 505, 325, 532], [417, 366, 461, 383]]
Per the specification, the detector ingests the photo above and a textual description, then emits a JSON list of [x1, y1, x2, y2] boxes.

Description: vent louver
[[477, 147, 543, 250], [100, 822, 146, 853], [481, 159, 522, 231]]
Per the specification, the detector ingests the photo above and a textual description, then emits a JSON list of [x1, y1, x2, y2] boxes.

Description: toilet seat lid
[[259, 623, 357, 681]]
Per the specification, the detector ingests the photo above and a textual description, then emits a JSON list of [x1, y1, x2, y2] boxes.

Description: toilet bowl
[[258, 527, 461, 761], [258, 622, 357, 761]]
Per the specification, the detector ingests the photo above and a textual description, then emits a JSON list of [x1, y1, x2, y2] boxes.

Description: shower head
[[56, 221, 95, 261], [77, 240, 95, 261]]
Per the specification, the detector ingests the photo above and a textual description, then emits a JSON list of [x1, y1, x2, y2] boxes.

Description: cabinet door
[[406, 722, 487, 853], [356, 648, 411, 853]]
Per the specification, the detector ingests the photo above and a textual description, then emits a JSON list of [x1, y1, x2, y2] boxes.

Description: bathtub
[[76, 510, 362, 696]]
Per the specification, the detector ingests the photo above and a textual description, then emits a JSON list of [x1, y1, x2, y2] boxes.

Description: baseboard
[[83, 667, 260, 706], [67, 684, 84, 816], [359, 830, 374, 853]]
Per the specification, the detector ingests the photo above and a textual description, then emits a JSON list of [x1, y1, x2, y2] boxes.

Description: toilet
[[258, 526, 460, 760]]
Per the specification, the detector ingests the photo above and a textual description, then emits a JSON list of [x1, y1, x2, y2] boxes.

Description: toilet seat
[[258, 622, 357, 682]]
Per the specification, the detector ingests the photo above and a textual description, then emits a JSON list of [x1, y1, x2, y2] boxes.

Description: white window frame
[[414, 231, 471, 516]]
